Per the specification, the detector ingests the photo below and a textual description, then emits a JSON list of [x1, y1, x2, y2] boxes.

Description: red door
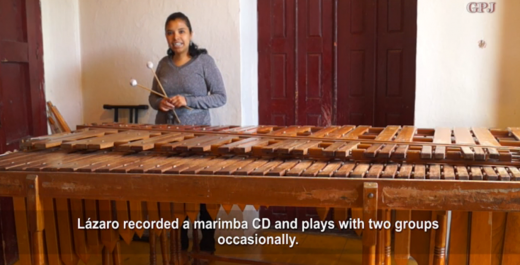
[[336, 0, 377, 125], [258, 0, 417, 224], [258, 0, 334, 126], [258, 0, 335, 226], [258, 0, 297, 126], [374, 0, 417, 126], [260, 0, 416, 126], [0, 0, 46, 263], [337, 0, 416, 125], [296, 0, 334, 126]]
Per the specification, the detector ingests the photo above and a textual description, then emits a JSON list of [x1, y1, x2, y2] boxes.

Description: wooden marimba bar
[[77, 123, 520, 146], [22, 125, 520, 165], [3, 124, 520, 265]]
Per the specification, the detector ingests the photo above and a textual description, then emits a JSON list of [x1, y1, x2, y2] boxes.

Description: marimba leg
[[31, 231, 45, 265], [99, 200, 119, 254], [384, 210, 392, 265], [26, 175, 44, 265], [159, 202, 173, 265], [116, 200, 134, 245], [130, 201, 146, 238], [502, 212, 520, 264], [376, 210, 385, 264], [433, 212, 447, 265], [410, 211, 433, 265], [192, 226, 201, 265], [469, 212, 493, 265], [362, 183, 378, 265], [173, 203, 188, 264], [448, 211, 470, 264], [42, 197, 62, 265], [102, 246, 110, 265], [199, 204, 216, 254], [394, 210, 412, 265], [56, 198, 80, 265], [170, 228, 182, 265], [491, 212, 506, 265], [161, 229, 170, 265], [352, 208, 364, 236], [150, 230, 157, 265], [374, 209, 391, 265], [113, 241, 122, 265], [70, 199, 89, 263], [85, 199, 102, 252]]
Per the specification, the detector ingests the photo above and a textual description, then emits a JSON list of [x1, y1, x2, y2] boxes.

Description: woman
[[149, 12, 226, 125], [149, 12, 226, 254]]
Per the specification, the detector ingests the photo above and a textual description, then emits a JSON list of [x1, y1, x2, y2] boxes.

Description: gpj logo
[[467, 2, 496, 13]]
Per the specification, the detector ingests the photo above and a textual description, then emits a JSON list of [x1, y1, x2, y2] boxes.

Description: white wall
[[41, 0, 520, 130], [240, 0, 259, 126], [416, 0, 520, 128], [79, 0, 242, 125], [41, 0, 83, 130]]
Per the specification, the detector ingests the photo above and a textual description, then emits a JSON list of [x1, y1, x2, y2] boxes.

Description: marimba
[[2, 123, 520, 265]]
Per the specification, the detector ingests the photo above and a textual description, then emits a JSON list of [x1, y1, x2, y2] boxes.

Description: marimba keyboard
[[21, 127, 520, 166], [4, 124, 520, 265], [2, 150, 520, 181]]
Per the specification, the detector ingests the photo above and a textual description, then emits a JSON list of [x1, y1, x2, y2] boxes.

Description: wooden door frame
[[0, 0, 47, 153], [25, 0, 48, 138], [0, 0, 46, 264]]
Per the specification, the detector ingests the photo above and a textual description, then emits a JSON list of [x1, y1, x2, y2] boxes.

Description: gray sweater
[[148, 54, 227, 125]]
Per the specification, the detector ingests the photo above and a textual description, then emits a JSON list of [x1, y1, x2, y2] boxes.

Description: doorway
[[258, 0, 417, 224], [258, 0, 417, 126], [0, 0, 47, 263]]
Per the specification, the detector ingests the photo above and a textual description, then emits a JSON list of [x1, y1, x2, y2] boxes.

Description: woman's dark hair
[[165, 12, 207, 57]]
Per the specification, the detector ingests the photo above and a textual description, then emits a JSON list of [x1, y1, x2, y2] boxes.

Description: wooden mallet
[[147, 61, 168, 98], [146, 62, 192, 110], [129, 79, 181, 124]]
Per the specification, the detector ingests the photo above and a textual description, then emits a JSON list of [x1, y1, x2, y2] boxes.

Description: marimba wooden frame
[[3, 172, 520, 211], [2, 171, 520, 265], [6, 123, 520, 265]]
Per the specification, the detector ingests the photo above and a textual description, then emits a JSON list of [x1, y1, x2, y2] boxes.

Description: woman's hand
[[170, 95, 187, 108], [159, 98, 175, 112]]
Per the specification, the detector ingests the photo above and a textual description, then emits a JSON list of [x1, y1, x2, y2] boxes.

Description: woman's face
[[165, 19, 192, 56]]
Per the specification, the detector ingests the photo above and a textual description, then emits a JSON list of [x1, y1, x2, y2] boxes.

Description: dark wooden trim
[[25, 0, 47, 137], [332, 0, 338, 125]]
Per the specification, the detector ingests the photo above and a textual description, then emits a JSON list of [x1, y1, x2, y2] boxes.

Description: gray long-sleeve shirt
[[148, 53, 227, 125]]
